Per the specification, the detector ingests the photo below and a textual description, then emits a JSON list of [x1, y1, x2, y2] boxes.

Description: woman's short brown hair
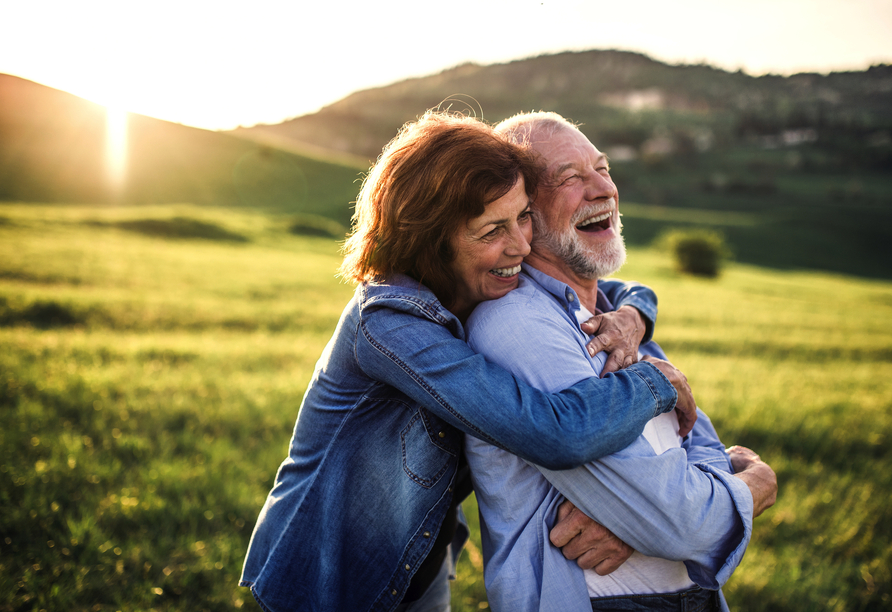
[[340, 111, 541, 308]]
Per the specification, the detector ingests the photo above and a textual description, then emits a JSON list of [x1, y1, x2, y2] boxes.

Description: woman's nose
[[506, 223, 532, 257]]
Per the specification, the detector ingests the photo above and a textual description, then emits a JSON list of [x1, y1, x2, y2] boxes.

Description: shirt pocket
[[401, 408, 459, 488]]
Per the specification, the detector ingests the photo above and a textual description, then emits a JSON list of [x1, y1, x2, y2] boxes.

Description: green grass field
[[2, 202, 890, 611]]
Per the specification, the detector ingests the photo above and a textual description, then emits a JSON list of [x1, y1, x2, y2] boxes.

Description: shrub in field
[[109, 217, 248, 242], [0, 296, 84, 328], [658, 228, 730, 277], [288, 214, 347, 239]]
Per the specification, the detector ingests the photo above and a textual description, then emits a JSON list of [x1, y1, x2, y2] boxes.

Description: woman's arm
[[355, 304, 677, 470]]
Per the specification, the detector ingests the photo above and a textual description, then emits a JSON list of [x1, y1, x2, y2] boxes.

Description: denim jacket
[[240, 274, 676, 612]]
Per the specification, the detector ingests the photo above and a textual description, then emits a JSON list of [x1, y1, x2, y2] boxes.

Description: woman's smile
[[448, 177, 533, 320]]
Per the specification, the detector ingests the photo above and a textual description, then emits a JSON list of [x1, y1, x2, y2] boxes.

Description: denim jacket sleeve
[[355, 293, 677, 470], [598, 279, 658, 343]]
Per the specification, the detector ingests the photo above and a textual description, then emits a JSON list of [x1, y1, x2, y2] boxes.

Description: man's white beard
[[533, 202, 627, 280]]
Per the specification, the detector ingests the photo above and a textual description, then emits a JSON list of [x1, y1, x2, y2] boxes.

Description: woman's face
[[449, 177, 533, 320]]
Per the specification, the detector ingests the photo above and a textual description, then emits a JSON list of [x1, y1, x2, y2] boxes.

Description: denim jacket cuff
[[628, 360, 677, 418]]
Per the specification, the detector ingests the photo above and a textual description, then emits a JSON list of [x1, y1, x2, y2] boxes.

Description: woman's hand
[[580, 305, 646, 376], [640, 355, 698, 437]]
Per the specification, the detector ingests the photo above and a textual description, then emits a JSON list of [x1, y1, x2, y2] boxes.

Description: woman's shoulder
[[362, 274, 444, 314], [360, 274, 463, 336]]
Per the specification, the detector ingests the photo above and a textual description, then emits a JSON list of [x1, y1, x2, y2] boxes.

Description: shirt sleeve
[[466, 294, 753, 588], [355, 300, 677, 470], [537, 443, 753, 589], [598, 279, 658, 343], [683, 409, 736, 473]]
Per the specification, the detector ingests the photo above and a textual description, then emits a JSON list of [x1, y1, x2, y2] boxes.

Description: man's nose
[[584, 172, 616, 201]]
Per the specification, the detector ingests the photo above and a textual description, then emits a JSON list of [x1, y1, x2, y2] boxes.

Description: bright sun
[[105, 105, 128, 195]]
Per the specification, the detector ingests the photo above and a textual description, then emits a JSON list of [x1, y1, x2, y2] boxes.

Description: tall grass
[[1, 203, 890, 611]]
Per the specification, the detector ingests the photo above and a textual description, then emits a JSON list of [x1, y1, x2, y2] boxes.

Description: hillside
[[238, 49, 892, 163], [238, 50, 892, 279], [0, 75, 361, 226]]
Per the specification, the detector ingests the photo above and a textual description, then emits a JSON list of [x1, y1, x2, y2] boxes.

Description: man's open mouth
[[576, 210, 613, 232], [491, 264, 522, 278]]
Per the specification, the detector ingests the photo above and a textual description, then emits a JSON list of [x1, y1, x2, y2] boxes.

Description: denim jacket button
[[438, 431, 445, 438], [423, 531, 431, 538], [405, 564, 411, 571], [391, 589, 397, 596]]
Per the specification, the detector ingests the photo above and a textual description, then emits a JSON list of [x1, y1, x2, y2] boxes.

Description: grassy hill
[[238, 50, 892, 280], [2, 51, 890, 278], [0, 74, 362, 227], [1, 201, 890, 610]]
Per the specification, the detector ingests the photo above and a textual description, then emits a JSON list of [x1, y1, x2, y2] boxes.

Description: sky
[[2, 0, 891, 131]]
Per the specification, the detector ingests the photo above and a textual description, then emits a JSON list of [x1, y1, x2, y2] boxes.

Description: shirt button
[[567, 293, 575, 302]]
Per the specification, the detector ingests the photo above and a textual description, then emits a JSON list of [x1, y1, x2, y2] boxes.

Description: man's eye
[[561, 175, 580, 185]]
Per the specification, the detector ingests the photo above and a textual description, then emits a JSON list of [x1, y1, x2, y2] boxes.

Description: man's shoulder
[[466, 272, 573, 354], [468, 274, 559, 327]]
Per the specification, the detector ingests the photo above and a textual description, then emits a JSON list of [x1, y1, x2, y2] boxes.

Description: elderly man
[[464, 112, 777, 611]]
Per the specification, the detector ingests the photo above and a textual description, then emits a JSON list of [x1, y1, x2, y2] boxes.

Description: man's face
[[530, 128, 626, 280]]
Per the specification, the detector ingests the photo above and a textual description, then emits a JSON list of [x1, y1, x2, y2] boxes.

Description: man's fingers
[[555, 499, 574, 523], [600, 351, 623, 376], [591, 550, 631, 576], [580, 315, 603, 335], [570, 532, 634, 574], [585, 334, 608, 358], [549, 504, 583, 548]]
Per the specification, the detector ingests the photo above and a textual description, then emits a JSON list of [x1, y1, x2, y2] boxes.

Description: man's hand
[[581, 305, 646, 376], [727, 446, 778, 518], [639, 355, 697, 437], [549, 500, 633, 575]]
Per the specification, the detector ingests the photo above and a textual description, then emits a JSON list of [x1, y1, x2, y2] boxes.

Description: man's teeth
[[491, 264, 521, 278], [577, 211, 612, 228]]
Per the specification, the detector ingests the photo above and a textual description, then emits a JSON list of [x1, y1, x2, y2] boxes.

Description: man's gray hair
[[494, 111, 581, 148]]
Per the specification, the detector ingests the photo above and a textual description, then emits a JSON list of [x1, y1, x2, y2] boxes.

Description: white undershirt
[[575, 305, 695, 597]]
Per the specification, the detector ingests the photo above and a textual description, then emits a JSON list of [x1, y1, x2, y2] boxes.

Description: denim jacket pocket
[[401, 408, 460, 488]]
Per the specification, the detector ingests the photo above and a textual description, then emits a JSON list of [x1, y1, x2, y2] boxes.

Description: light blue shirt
[[464, 265, 754, 612]]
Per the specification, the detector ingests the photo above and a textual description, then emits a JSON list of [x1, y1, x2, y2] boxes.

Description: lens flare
[[105, 105, 128, 196]]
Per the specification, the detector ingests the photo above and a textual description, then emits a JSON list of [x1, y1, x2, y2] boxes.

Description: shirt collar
[[521, 263, 616, 316]]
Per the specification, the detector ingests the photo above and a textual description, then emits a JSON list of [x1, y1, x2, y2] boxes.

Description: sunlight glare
[[105, 105, 128, 196]]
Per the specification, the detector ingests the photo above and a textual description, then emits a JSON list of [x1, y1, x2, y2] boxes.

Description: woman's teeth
[[577, 210, 612, 228], [491, 264, 521, 278]]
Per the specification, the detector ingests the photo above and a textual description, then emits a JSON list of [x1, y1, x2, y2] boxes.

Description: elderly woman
[[239, 112, 688, 612]]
